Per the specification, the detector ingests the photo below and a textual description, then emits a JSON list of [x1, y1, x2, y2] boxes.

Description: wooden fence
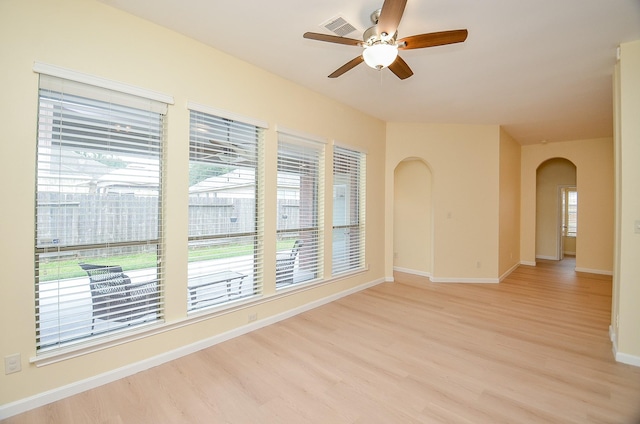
[[36, 193, 300, 248]]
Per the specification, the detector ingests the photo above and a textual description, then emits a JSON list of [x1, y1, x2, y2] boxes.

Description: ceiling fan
[[303, 0, 468, 79]]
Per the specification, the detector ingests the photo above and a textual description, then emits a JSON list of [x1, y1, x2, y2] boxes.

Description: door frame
[[557, 184, 577, 260]]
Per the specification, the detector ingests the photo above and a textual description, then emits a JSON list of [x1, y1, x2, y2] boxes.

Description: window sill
[[30, 265, 369, 367]]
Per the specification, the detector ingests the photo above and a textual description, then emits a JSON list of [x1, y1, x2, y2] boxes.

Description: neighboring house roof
[[189, 168, 300, 198]]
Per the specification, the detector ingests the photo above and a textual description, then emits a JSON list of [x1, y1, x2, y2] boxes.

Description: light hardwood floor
[[5, 258, 640, 423]]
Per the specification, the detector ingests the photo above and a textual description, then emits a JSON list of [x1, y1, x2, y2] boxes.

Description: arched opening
[[536, 158, 577, 262], [393, 158, 433, 276]]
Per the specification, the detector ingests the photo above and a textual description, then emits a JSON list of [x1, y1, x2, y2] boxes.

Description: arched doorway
[[393, 158, 433, 276], [536, 158, 577, 261]]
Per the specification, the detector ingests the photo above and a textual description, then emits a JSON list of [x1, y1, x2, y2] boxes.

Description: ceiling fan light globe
[[363, 43, 398, 69]]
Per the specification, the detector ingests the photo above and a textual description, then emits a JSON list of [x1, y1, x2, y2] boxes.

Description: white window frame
[[332, 143, 366, 275], [561, 186, 578, 237], [276, 128, 325, 288], [187, 102, 266, 312], [34, 65, 172, 353]]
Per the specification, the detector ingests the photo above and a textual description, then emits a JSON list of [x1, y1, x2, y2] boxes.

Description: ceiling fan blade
[[377, 0, 407, 37], [303, 32, 361, 46], [328, 56, 364, 78], [398, 29, 468, 50], [388, 56, 413, 80]]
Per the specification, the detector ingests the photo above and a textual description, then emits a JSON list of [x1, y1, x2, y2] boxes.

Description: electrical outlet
[[248, 313, 257, 323], [5, 353, 21, 375]]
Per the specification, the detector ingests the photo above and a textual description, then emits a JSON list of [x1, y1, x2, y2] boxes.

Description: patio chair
[[79, 263, 158, 332], [276, 240, 302, 287]]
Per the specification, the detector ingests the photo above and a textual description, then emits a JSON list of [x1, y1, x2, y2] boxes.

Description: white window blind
[[562, 187, 578, 237], [188, 108, 264, 312], [332, 145, 366, 275], [276, 132, 324, 287], [35, 74, 166, 352]]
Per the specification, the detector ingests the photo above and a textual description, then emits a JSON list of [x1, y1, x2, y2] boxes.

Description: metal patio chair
[[79, 263, 158, 332], [276, 240, 302, 287]]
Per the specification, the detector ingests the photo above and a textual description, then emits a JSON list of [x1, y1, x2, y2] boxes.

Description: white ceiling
[[99, 0, 640, 145]]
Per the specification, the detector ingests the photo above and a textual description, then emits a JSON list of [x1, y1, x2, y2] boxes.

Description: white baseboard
[[393, 266, 432, 278], [499, 263, 520, 282], [535, 255, 557, 260], [0, 278, 385, 420], [563, 251, 576, 256], [574, 267, 613, 276], [393, 267, 499, 284], [430, 276, 499, 283], [610, 325, 618, 353], [609, 325, 640, 367], [615, 352, 640, 367], [520, 260, 536, 266]]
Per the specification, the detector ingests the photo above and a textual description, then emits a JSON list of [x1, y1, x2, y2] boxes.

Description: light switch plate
[[4, 353, 21, 374]]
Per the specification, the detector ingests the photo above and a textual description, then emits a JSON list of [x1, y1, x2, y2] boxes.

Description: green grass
[[38, 239, 297, 282], [39, 252, 159, 282]]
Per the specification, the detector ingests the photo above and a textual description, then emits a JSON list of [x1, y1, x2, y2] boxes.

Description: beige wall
[[613, 40, 640, 361], [386, 123, 501, 281], [1, 0, 635, 411], [393, 159, 433, 274], [563, 236, 576, 255], [521, 138, 614, 273], [0, 0, 386, 405], [535, 159, 576, 259], [498, 129, 521, 277]]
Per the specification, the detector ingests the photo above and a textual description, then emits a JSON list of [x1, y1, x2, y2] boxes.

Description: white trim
[[499, 263, 520, 282], [615, 352, 640, 368], [33, 62, 174, 105], [609, 325, 640, 368], [332, 140, 368, 154], [430, 277, 499, 284], [563, 251, 576, 256], [535, 255, 557, 260], [32, 269, 371, 366], [574, 267, 613, 276], [186, 101, 268, 129], [275, 125, 327, 145], [330, 265, 369, 280], [393, 266, 432, 279], [520, 260, 537, 266], [1, 277, 384, 420], [385, 276, 395, 282], [31, 322, 168, 367], [609, 325, 640, 367]]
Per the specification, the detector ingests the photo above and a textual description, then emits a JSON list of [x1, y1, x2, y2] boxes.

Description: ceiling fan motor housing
[[370, 8, 382, 25], [364, 8, 397, 45], [363, 26, 397, 45]]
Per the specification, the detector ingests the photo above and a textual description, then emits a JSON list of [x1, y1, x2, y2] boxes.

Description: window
[[332, 145, 366, 274], [35, 74, 168, 351], [562, 187, 577, 237], [276, 131, 324, 287], [188, 105, 265, 311]]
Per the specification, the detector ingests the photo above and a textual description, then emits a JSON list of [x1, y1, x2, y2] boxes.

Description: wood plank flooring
[[5, 258, 640, 423]]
